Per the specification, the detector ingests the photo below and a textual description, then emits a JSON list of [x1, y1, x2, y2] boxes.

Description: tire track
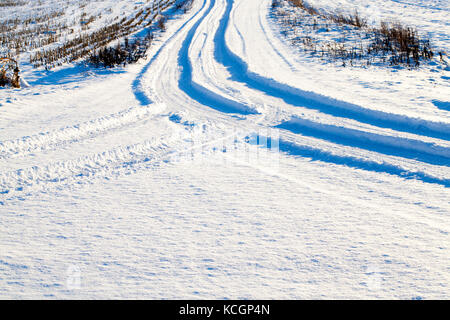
[[214, 0, 450, 141], [132, 0, 209, 106], [277, 117, 450, 167], [155, 0, 450, 188], [0, 122, 256, 203], [0, 104, 165, 160], [177, 0, 257, 115]]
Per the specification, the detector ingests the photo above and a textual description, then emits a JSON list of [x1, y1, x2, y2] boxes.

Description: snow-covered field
[[0, 0, 449, 299]]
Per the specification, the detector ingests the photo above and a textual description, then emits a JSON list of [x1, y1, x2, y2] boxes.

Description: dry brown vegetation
[[88, 0, 193, 68], [275, 0, 435, 67], [0, 58, 20, 88], [0, 10, 66, 58], [0, 0, 26, 7], [1, 0, 193, 70], [175, 0, 193, 13], [29, 0, 178, 69]]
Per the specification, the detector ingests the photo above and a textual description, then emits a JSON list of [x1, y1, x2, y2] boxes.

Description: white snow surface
[[0, 0, 449, 299]]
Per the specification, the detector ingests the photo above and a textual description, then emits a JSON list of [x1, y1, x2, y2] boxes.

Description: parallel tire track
[[0, 104, 165, 160], [214, 0, 450, 141]]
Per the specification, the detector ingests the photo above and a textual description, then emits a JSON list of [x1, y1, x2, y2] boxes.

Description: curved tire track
[[177, 0, 256, 115]]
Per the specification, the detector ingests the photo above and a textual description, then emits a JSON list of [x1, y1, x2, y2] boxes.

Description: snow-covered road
[[0, 0, 449, 299]]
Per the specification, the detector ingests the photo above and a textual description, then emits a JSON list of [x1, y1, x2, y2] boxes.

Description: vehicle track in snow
[[145, 0, 450, 188], [1, 0, 449, 301], [138, 0, 450, 237], [0, 104, 165, 160], [1, 0, 449, 204], [215, 0, 450, 141], [0, 125, 247, 202], [0, 2, 211, 202]]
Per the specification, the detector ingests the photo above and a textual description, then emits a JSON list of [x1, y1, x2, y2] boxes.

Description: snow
[[0, 0, 449, 299]]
